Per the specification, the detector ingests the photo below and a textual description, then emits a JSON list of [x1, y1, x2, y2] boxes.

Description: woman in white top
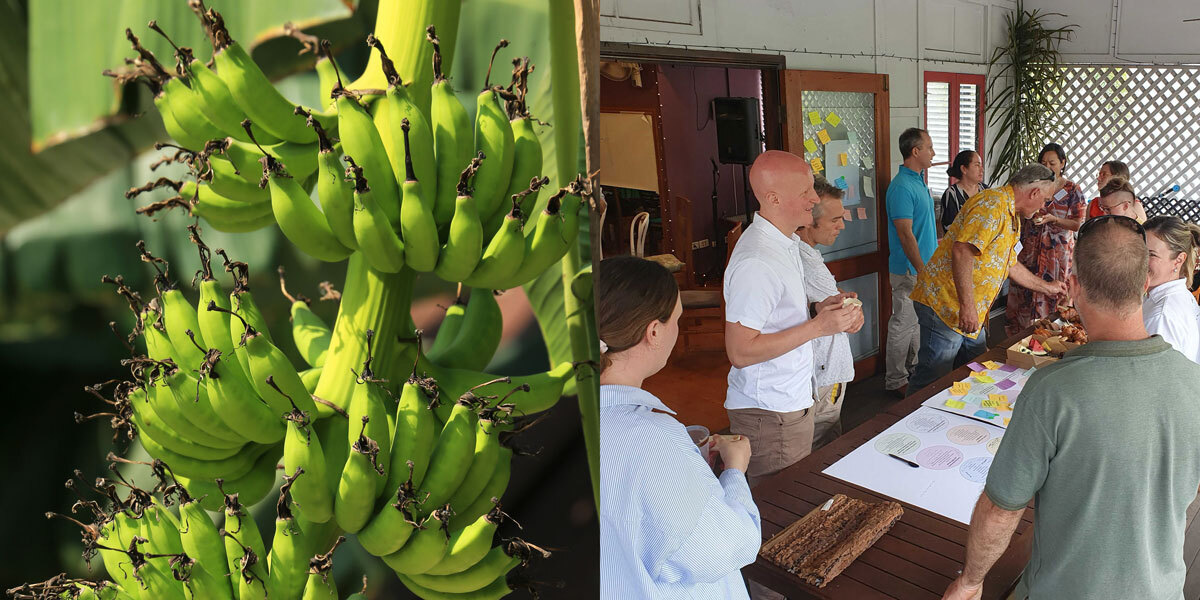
[[1142, 215, 1200, 363], [597, 255, 762, 599]]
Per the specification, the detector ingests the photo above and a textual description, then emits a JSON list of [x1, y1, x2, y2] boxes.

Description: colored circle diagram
[[915, 445, 963, 470], [960, 456, 993, 483], [906, 412, 949, 433], [874, 433, 921, 456], [946, 425, 990, 446]]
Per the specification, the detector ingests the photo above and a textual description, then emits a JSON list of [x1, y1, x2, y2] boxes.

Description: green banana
[[334, 416, 385, 533], [129, 385, 243, 461], [299, 536, 345, 600], [382, 506, 453, 575], [484, 57, 542, 237], [158, 284, 207, 373], [384, 363, 438, 492], [452, 447, 512, 533], [205, 155, 270, 202], [301, 367, 323, 393], [149, 21, 281, 145], [279, 269, 332, 369], [433, 156, 485, 282], [426, 361, 575, 423], [356, 459, 419, 557], [502, 184, 585, 288], [343, 331, 393, 482], [203, 9, 316, 144], [171, 556, 232, 600], [186, 182, 275, 234], [428, 288, 501, 371], [149, 369, 244, 449], [222, 136, 319, 184], [259, 121, 353, 263], [425, 507, 505, 576], [367, 35, 437, 202], [266, 474, 313, 600], [427, 291, 466, 361], [200, 350, 285, 445], [163, 367, 247, 446], [313, 415, 349, 503], [221, 487, 270, 600], [281, 390, 333, 524], [309, 113, 357, 251], [335, 89, 400, 227], [427, 28, 474, 228], [348, 157, 407, 273], [415, 394, 484, 517], [445, 418, 502, 517], [174, 447, 278, 513], [470, 41, 517, 220], [406, 545, 520, 594], [395, 117, 440, 272]]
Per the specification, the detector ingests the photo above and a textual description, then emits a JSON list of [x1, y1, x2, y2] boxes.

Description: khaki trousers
[[812, 382, 848, 450], [886, 273, 920, 391], [726, 406, 814, 489]]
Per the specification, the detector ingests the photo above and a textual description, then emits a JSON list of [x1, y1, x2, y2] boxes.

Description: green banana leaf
[[1, 0, 364, 234]]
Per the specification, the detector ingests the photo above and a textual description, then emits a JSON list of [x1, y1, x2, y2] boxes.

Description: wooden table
[[745, 330, 1035, 599]]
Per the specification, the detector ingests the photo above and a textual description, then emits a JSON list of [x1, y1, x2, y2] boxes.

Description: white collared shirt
[[1143, 278, 1200, 364], [724, 215, 815, 412], [600, 385, 760, 599], [797, 241, 856, 387]]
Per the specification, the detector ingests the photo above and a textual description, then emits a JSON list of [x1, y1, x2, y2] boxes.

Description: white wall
[[601, 0, 1018, 178], [1024, 0, 1200, 64]]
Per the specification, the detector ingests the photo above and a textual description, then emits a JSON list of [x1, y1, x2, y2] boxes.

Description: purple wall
[[657, 65, 762, 281]]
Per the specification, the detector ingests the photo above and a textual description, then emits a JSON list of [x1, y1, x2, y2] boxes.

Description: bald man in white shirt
[[724, 151, 864, 487]]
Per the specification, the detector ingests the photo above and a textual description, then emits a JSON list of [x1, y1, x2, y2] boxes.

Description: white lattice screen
[[1043, 65, 1200, 221]]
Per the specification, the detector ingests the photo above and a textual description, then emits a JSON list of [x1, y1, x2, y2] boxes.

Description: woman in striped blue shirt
[[598, 255, 762, 599]]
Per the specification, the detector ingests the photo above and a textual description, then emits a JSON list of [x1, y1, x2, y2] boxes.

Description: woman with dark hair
[[1005, 143, 1088, 335], [938, 150, 988, 235], [597, 255, 761, 598]]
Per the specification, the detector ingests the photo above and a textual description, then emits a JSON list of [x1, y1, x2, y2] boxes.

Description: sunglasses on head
[[1078, 214, 1145, 241]]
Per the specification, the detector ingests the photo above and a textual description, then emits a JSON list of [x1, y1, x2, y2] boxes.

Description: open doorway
[[598, 49, 783, 288]]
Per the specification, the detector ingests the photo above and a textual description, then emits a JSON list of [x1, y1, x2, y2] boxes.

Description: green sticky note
[[804, 138, 818, 153], [826, 112, 842, 127], [944, 399, 967, 409], [808, 111, 822, 125], [973, 373, 996, 384]]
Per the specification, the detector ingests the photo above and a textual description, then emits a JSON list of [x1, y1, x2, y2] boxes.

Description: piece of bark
[[759, 493, 904, 588]]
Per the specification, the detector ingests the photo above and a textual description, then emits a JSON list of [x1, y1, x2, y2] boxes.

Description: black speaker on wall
[[713, 97, 762, 165]]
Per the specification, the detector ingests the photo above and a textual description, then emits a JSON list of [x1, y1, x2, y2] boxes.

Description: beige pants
[[886, 272, 920, 390], [726, 406, 814, 488], [812, 382, 848, 450]]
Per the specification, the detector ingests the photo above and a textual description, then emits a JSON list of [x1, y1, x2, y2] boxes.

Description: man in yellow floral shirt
[[908, 164, 1068, 393]]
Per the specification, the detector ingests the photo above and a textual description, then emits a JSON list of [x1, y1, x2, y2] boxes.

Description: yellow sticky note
[[950, 381, 971, 396], [973, 373, 996, 384], [1004, 418, 1011, 426], [984, 395, 1011, 410], [839, 152, 848, 166], [817, 129, 831, 145], [944, 399, 966, 409], [808, 111, 822, 125], [811, 157, 824, 172], [827, 112, 841, 127], [983, 361, 1002, 371], [804, 138, 818, 153]]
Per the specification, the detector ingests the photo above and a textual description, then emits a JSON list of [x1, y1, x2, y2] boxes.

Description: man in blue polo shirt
[[884, 127, 937, 397]]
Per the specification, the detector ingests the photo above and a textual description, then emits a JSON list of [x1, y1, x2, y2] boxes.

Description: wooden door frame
[[599, 43, 786, 279], [781, 70, 892, 382]]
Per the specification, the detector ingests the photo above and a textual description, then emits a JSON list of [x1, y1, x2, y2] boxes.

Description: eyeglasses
[[1038, 172, 1056, 182], [1078, 214, 1146, 242], [1099, 199, 1132, 214]]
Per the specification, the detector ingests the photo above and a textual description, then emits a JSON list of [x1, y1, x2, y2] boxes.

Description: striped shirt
[[939, 182, 989, 231], [600, 384, 761, 599]]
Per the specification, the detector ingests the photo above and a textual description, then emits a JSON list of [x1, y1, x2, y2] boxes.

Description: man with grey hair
[[942, 216, 1200, 600], [908, 164, 1067, 392]]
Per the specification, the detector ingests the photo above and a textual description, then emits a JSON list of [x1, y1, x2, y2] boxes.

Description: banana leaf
[[1, 0, 364, 234]]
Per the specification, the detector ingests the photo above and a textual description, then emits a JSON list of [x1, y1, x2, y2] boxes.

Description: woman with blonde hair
[[1142, 215, 1200, 363], [597, 255, 761, 599]]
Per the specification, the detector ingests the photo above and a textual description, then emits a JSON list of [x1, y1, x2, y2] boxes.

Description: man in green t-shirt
[[942, 216, 1200, 600]]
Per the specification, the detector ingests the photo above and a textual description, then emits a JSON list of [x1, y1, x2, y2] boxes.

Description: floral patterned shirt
[[911, 186, 1021, 339]]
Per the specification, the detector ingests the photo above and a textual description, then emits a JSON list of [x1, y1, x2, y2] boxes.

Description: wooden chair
[[674, 221, 743, 357], [630, 212, 650, 257]]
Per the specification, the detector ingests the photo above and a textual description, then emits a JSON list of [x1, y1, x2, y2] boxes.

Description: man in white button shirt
[[797, 175, 861, 449], [724, 151, 864, 487]]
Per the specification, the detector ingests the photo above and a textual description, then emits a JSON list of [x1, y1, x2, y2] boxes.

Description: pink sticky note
[[857, 207, 868, 220], [996, 379, 1017, 390], [967, 362, 985, 372], [998, 364, 1019, 373], [843, 209, 853, 221]]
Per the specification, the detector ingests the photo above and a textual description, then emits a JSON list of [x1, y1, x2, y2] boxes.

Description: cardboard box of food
[[1006, 334, 1082, 370]]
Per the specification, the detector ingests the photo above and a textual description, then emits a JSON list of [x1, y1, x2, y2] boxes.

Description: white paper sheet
[[822, 406, 1006, 524]]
